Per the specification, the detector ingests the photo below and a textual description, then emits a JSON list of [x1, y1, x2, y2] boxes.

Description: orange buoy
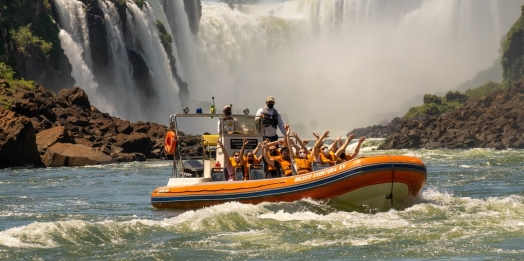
[[164, 130, 177, 155]]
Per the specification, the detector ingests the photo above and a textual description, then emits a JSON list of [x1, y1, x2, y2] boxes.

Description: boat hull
[[151, 155, 426, 210]]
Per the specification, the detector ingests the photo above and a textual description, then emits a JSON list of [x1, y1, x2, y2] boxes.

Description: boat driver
[[217, 104, 241, 134]]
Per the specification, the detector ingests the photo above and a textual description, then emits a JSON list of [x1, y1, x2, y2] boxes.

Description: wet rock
[[0, 83, 170, 168], [43, 143, 115, 167], [35, 126, 74, 155], [0, 108, 43, 168]]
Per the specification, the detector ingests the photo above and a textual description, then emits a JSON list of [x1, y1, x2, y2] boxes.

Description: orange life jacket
[[278, 158, 293, 176], [243, 156, 260, 180], [295, 156, 312, 175]]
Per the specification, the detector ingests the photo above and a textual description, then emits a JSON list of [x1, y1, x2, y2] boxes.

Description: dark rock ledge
[[378, 81, 524, 150], [0, 79, 168, 168]]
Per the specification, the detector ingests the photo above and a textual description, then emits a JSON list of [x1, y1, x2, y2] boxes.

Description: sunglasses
[[248, 156, 254, 158], [269, 149, 276, 152], [234, 155, 240, 157]]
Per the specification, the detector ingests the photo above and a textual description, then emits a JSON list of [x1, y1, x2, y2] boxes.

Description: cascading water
[[53, 0, 181, 123], [126, 1, 180, 122], [52, 0, 100, 97], [161, 0, 199, 90], [147, 0, 182, 71], [97, 0, 141, 120], [52, 0, 524, 133], [187, 0, 524, 135]]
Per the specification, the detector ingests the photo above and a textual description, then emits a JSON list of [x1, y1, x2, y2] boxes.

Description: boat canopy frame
[[168, 113, 264, 179]]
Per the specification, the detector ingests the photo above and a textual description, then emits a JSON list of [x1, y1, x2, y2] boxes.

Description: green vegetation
[[502, 6, 524, 88], [0, 62, 35, 90], [1, 97, 13, 110], [156, 20, 178, 78], [156, 20, 173, 56], [404, 92, 463, 119], [134, 0, 145, 9], [464, 81, 504, 99], [403, 83, 503, 119], [10, 24, 52, 56]]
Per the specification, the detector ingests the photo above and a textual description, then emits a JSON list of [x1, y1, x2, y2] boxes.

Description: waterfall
[[147, 0, 182, 71], [161, 0, 198, 88], [53, 0, 182, 123], [52, 0, 106, 109], [97, 0, 142, 120], [187, 0, 524, 135], [51, 0, 524, 133], [126, 1, 180, 122]]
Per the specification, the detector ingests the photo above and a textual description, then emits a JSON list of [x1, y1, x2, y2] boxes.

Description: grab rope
[[386, 155, 395, 209]]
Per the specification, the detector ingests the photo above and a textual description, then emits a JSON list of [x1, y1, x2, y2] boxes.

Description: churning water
[[2, 147, 524, 260]]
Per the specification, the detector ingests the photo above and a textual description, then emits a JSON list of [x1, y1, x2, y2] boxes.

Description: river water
[[1, 147, 524, 260]]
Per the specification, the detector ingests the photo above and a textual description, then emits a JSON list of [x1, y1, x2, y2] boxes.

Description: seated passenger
[[243, 141, 262, 180], [294, 147, 313, 175], [313, 131, 337, 166], [290, 132, 313, 174], [263, 127, 293, 177], [217, 138, 247, 181], [336, 135, 366, 162]]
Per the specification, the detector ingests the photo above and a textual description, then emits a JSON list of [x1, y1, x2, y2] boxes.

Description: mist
[[182, 0, 524, 136]]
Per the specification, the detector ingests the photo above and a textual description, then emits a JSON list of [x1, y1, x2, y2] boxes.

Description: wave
[[2, 191, 524, 250]]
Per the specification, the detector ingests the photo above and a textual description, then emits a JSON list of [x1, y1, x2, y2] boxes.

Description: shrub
[[445, 91, 467, 103], [0, 62, 35, 90], [464, 81, 503, 99], [10, 24, 52, 56], [423, 94, 441, 105]]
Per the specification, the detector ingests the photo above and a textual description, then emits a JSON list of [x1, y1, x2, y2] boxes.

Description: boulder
[[35, 126, 74, 155], [43, 143, 115, 167], [57, 87, 90, 109], [115, 132, 152, 157], [0, 108, 43, 168]]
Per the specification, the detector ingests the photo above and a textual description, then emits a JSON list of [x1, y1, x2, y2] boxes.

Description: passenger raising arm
[[216, 138, 234, 180]]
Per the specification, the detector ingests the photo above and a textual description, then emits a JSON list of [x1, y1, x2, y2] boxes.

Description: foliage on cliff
[[0, 62, 35, 90], [404, 81, 506, 119], [403, 7, 524, 120], [404, 91, 466, 119], [502, 6, 524, 88], [0, 0, 73, 91]]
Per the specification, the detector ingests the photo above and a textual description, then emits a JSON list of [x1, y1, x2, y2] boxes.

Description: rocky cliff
[[0, 0, 74, 92], [0, 79, 169, 168], [373, 7, 524, 150], [0, 0, 201, 96], [378, 81, 524, 150]]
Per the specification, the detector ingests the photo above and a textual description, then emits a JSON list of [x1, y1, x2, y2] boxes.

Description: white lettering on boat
[[293, 163, 346, 183]]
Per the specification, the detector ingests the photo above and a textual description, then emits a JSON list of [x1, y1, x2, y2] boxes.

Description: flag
[[210, 96, 215, 118]]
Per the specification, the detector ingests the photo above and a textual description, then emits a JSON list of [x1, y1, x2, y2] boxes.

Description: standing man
[[256, 96, 285, 142]]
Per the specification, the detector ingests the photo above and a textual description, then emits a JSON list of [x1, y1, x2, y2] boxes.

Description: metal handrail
[[169, 113, 263, 179]]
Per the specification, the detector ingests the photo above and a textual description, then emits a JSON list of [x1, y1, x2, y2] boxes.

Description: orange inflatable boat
[[151, 113, 427, 211]]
